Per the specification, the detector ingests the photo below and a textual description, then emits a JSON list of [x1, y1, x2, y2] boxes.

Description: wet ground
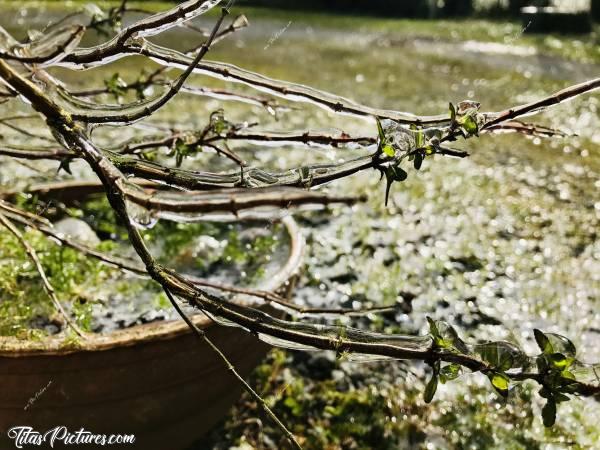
[[0, 2, 599, 449]]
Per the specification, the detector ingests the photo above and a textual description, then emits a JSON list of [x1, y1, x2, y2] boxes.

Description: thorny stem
[[0, 7, 596, 365], [1, 91, 598, 399], [0, 68, 598, 381]]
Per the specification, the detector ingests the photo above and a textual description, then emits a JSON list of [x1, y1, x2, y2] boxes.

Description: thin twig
[[482, 77, 600, 129], [67, 0, 225, 64], [162, 288, 302, 450], [70, 6, 230, 124]]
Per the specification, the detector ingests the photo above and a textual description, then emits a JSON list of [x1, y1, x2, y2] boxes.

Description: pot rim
[[0, 216, 304, 356]]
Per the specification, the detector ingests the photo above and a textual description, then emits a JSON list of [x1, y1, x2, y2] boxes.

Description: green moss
[[210, 348, 598, 449], [0, 227, 115, 336], [212, 349, 429, 449], [0, 195, 283, 338], [78, 196, 125, 240], [221, 226, 279, 282], [143, 220, 219, 260]]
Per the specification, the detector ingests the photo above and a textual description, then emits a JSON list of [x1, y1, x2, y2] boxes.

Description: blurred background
[[237, 0, 598, 21], [0, 0, 598, 448]]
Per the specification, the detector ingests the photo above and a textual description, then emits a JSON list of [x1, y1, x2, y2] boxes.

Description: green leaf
[[459, 114, 478, 135], [449, 102, 456, 122], [548, 353, 574, 370], [169, 139, 196, 168], [424, 373, 438, 403], [560, 369, 576, 381], [382, 144, 396, 157], [57, 157, 73, 175], [545, 333, 577, 357], [384, 165, 407, 206], [134, 78, 147, 100], [560, 381, 580, 394], [376, 117, 385, 140], [488, 372, 510, 397], [376, 118, 395, 157], [209, 109, 232, 136], [534, 329, 553, 354], [376, 117, 395, 157], [414, 152, 423, 170], [427, 316, 440, 340], [415, 129, 424, 148], [428, 319, 468, 353], [388, 165, 407, 182], [538, 386, 552, 399], [104, 72, 127, 100], [439, 363, 462, 383], [475, 341, 523, 372], [542, 399, 556, 427]]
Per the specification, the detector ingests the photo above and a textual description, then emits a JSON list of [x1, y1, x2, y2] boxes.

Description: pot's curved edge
[[0, 216, 304, 356]]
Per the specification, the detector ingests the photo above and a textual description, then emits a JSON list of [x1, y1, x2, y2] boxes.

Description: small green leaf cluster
[[208, 109, 234, 136], [427, 316, 469, 353], [374, 113, 473, 206], [376, 119, 430, 206], [104, 73, 128, 103], [449, 100, 482, 138], [168, 137, 198, 168], [424, 317, 470, 403], [373, 100, 486, 206], [423, 318, 588, 428], [533, 329, 579, 427], [103, 71, 154, 104], [421, 360, 464, 404]]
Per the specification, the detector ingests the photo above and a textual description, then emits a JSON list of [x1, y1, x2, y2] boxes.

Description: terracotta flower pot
[[0, 217, 304, 450]]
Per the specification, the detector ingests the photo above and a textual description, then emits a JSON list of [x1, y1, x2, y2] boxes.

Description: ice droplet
[[125, 200, 158, 230]]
